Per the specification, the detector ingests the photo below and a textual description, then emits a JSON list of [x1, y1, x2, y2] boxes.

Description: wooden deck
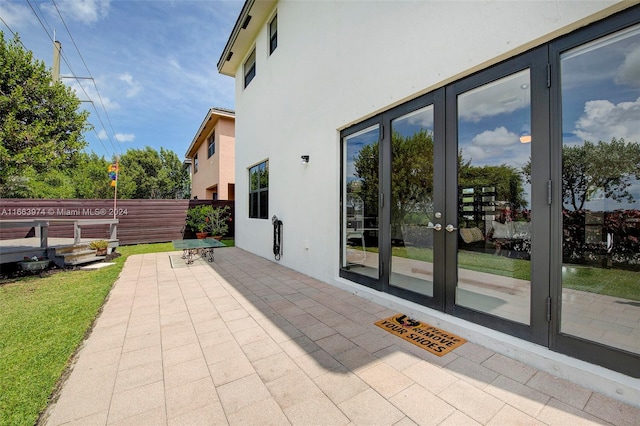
[[0, 237, 118, 264], [0, 218, 119, 265]]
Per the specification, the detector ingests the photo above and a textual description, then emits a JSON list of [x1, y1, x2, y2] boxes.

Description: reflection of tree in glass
[[524, 138, 640, 211], [564, 138, 640, 210], [352, 141, 379, 225], [390, 130, 435, 236], [250, 163, 268, 191], [459, 157, 528, 218], [353, 129, 529, 232]]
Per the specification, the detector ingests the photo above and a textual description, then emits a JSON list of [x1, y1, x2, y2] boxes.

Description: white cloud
[[0, 1, 31, 29], [472, 126, 518, 147], [119, 73, 142, 98], [68, 79, 119, 110], [44, 0, 111, 24], [615, 45, 640, 88], [168, 57, 182, 71], [96, 129, 132, 143], [574, 96, 640, 143], [115, 133, 135, 143]]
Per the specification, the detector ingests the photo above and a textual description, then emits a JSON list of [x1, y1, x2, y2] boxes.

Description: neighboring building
[[217, 0, 640, 402], [185, 107, 235, 200]]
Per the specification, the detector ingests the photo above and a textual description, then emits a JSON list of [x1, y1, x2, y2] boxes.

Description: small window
[[194, 154, 198, 173], [249, 160, 268, 219], [244, 49, 256, 88], [207, 132, 215, 158], [269, 14, 278, 54]]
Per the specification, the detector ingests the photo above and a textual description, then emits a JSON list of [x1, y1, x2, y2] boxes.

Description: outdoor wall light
[[301, 155, 310, 165]]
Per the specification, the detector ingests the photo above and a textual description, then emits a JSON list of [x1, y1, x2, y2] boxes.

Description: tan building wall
[[186, 108, 235, 200]]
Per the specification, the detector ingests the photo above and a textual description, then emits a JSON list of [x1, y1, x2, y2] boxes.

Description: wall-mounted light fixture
[[301, 155, 310, 165]]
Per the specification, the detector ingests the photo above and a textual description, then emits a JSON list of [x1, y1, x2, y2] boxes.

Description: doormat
[[375, 314, 466, 356]]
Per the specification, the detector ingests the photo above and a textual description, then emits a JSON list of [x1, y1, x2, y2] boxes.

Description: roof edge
[[217, 0, 255, 76], [185, 108, 236, 158]]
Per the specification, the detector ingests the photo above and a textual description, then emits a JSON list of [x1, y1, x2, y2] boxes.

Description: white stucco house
[[217, 0, 640, 405]]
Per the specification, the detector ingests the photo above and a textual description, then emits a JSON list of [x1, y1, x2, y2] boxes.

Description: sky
[[0, 0, 244, 160]]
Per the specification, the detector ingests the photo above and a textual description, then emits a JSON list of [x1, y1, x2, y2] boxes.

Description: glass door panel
[[342, 125, 380, 280], [559, 24, 640, 355], [455, 70, 532, 325], [390, 106, 435, 297]]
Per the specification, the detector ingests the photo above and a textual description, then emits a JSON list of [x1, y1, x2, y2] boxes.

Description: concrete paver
[[42, 248, 640, 425]]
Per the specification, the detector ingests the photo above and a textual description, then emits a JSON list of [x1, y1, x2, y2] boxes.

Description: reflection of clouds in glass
[[574, 96, 640, 143], [472, 126, 517, 146], [465, 145, 488, 161], [404, 106, 434, 129], [462, 127, 530, 168], [345, 126, 379, 180], [462, 144, 530, 169], [615, 45, 640, 87], [458, 70, 529, 123]]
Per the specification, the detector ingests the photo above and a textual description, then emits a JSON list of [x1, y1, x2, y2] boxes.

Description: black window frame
[[244, 49, 256, 88], [207, 132, 215, 158], [249, 160, 269, 219], [269, 14, 278, 54]]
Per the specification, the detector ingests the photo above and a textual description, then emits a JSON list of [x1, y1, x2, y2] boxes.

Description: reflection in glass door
[[390, 106, 436, 297], [342, 125, 380, 280], [559, 24, 640, 355], [455, 70, 532, 325]]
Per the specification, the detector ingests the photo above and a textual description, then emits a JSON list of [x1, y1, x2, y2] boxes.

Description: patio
[[42, 247, 639, 425]]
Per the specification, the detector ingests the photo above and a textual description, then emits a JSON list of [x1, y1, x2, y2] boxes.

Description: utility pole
[[52, 40, 62, 83]]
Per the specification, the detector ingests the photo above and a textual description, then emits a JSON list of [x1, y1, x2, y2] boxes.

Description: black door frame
[[548, 7, 640, 378], [444, 46, 551, 345], [339, 4, 640, 377]]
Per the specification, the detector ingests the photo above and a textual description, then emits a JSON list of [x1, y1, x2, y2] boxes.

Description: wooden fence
[[0, 199, 234, 245]]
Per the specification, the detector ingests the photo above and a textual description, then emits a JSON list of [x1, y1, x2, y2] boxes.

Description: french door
[[342, 47, 550, 344], [341, 5, 639, 376]]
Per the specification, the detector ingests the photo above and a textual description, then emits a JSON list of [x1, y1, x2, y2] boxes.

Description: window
[[207, 132, 215, 158], [194, 154, 198, 173], [249, 160, 268, 219], [244, 49, 256, 88], [269, 14, 278, 54]]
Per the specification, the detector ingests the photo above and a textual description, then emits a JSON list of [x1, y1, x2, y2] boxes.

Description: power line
[[0, 16, 21, 43], [23, 0, 121, 159], [51, 0, 122, 158], [26, 0, 54, 42]]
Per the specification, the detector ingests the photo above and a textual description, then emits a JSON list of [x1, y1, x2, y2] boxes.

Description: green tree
[[24, 168, 75, 198], [117, 146, 190, 199], [71, 152, 113, 199], [0, 32, 90, 197]]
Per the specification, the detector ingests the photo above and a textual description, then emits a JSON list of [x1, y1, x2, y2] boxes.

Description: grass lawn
[[0, 242, 176, 426]]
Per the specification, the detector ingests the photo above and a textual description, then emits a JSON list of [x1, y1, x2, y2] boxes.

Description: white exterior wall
[[232, 0, 628, 282]]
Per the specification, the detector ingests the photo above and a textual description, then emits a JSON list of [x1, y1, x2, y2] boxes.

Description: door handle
[[432, 223, 442, 231], [445, 224, 457, 233]]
